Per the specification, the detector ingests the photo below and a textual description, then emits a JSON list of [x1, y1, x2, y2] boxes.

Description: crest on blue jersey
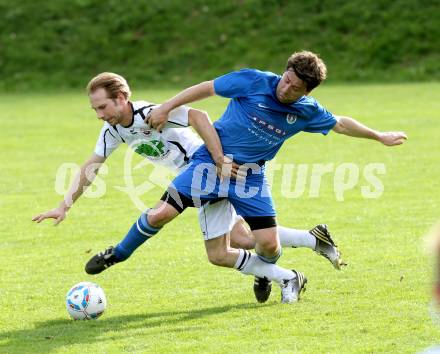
[[286, 113, 297, 124]]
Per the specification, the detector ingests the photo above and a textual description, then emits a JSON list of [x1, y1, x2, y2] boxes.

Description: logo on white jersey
[[115, 143, 176, 213], [134, 140, 168, 158], [140, 128, 151, 137], [286, 113, 297, 124]]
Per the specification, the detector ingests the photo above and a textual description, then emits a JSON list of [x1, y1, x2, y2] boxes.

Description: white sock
[[278, 226, 316, 249], [234, 250, 295, 284]]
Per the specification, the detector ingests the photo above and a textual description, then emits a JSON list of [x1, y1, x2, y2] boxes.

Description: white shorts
[[198, 199, 243, 240]]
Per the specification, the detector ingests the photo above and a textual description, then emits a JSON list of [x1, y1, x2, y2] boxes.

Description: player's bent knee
[[258, 238, 279, 256]]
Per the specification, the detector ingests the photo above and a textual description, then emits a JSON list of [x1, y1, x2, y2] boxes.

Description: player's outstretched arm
[[332, 116, 407, 146], [32, 153, 106, 225], [147, 81, 215, 132]]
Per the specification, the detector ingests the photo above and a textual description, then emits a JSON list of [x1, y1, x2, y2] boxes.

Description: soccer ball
[[66, 282, 107, 320]]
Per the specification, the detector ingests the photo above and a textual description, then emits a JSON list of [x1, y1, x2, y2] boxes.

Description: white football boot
[[280, 270, 307, 304]]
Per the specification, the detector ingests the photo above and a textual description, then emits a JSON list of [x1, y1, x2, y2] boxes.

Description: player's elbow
[[332, 118, 347, 134], [188, 109, 211, 128]]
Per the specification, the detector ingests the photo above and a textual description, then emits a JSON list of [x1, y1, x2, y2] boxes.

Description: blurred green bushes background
[[1, 0, 439, 90]]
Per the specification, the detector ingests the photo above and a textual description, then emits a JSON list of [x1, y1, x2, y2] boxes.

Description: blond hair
[[87, 72, 131, 100], [286, 51, 327, 91]]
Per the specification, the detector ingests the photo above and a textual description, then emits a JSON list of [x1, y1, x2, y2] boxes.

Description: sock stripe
[[136, 213, 161, 237], [114, 212, 162, 261], [136, 219, 153, 237], [234, 249, 245, 270], [237, 250, 251, 271]]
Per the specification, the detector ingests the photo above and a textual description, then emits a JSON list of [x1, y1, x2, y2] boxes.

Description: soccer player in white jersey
[[33, 72, 343, 303]]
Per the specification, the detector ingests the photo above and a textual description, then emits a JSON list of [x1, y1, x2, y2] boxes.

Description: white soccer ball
[[66, 282, 107, 320]]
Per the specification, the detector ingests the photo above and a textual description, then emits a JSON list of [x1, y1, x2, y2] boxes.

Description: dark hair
[[286, 51, 327, 91]]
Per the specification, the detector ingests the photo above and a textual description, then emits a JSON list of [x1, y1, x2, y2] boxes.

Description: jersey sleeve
[[164, 105, 190, 128], [94, 123, 122, 157], [303, 101, 338, 135], [213, 69, 260, 98]]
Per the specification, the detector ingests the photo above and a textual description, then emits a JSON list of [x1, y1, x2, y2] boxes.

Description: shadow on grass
[[0, 301, 275, 352]]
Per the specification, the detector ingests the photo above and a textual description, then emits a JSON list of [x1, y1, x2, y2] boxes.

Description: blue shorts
[[171, 149, 276, 217]]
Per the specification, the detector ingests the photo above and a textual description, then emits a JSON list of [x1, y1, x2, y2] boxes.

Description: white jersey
[[94, 101, 203, 170], [95, 100, 240, 240]]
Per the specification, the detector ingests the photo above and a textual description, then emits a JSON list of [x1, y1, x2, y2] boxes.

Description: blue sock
[[114, 213, 161, 261]]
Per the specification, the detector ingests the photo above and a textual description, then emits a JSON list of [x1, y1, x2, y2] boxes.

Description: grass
[[0, 83, 439, 353]]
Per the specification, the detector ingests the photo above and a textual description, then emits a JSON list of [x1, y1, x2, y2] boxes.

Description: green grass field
[[1, 83, 440, 353]]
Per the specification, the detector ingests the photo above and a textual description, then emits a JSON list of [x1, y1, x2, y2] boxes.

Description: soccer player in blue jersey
[[88, 51, 407, 303]]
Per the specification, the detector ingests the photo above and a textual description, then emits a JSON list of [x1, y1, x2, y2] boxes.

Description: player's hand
[[216, 156, 247, 181], [377, 131, 407, 146], [145, 103, 171, 132], [32, 206, 67, 226]]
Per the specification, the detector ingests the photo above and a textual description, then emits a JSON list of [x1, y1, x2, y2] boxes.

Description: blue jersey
[[170, 69, 337, 216], [203, 68, 337, 163]]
